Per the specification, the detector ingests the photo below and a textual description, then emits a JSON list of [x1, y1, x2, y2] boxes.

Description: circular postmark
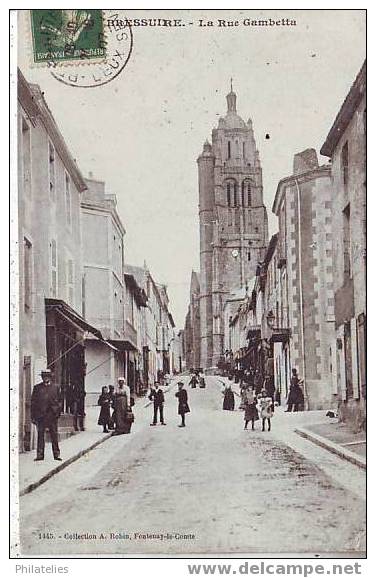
[[30, 10, 133, 88]]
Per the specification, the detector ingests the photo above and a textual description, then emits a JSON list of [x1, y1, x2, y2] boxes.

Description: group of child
[[241, 387, 274, 431]]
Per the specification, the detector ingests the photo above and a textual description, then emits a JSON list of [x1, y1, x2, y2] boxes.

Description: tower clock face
[[231, 249, 239, 258]]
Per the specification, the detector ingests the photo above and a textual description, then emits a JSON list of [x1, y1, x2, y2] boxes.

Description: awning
[[247, 327, 261, 340], [45, 298, 103, 340], [108, 339, 137, 352], [270, 328, 290, 343]]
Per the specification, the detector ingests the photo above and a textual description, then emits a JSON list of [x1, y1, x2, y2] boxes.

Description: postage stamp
[[29, 10, 133, 88], [30, 10, 106, 64]]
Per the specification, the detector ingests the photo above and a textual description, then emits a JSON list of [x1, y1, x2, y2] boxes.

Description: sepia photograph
[[11, 8, 366, 558]]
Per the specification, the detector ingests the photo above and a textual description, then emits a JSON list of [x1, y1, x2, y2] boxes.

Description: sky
[[18, 9, 366, 329]]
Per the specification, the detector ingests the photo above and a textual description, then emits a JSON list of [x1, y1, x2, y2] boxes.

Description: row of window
[[23, 236, 75, 312], [21, 117, 72, 227], [226, 180, 253, 207], [227, 140, 247, 160]]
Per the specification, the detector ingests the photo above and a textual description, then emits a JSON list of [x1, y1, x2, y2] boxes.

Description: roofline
[[272, 165, 331, 215], [18, 68, 87, 193], [81, 198, 126, 237], [320, 60, 366, 157]]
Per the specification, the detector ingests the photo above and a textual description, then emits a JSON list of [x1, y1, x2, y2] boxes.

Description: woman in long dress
[[113, 382, 131, 434], [222, 385, 235, 411]]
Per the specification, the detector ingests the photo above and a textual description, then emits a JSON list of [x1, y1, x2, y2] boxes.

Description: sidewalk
[[295, 421, 366, 470], [215, 375, 366, 470], [19, 376, 183, 496]]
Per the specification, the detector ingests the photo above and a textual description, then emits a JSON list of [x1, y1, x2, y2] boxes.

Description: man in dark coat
[[286, 368, 304, 412], [149, 383, 166, 425], [175, 381, 190, 427], [31, 369, 62, 461], [71, 383, 86, 431]]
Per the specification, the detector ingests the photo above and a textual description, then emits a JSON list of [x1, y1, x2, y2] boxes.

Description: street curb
[[19, 432, 113, 497], [20, 380, 180, 496], [295, 427, 366, 470]]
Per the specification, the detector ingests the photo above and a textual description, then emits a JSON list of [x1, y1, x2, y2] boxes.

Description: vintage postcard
[[11, 9, 366, 558]]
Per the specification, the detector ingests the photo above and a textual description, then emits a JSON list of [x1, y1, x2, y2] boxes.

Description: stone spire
[[226, 78, 237, 113]]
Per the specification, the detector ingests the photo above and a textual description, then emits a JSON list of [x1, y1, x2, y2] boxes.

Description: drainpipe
[[294, 177, 308, 409]]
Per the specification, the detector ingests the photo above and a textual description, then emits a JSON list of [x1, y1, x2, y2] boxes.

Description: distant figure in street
[[243, 388, 259, 430], [199, 373, 206, 388], [254, 370, 263, 395], [189, 373, 198, 388], [71, 383, 86, 432], [222, 385, 235, 411], [31, 369, 62, 461], [286, 369, 304, 412], [175, 381, 190, 427], [108, 384, 116, 429], [98, 386, 111, 433], [258, 389, 274, 431], [149, 383, 166, 425], [114, 381, 133, 434]]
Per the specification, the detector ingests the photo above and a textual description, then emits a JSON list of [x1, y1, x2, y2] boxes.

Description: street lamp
[[266, 310, 275, 329]]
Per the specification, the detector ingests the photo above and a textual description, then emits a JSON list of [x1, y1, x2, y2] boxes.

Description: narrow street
[[19, 377, 365, 557]]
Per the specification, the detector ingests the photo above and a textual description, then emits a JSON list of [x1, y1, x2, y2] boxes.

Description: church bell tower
[[198, 83, 268, 370]]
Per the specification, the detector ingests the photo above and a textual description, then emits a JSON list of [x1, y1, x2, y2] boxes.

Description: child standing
[[243, 388, 259, 430], [98, 385, 111, 433], [258, 389, 274, 432]]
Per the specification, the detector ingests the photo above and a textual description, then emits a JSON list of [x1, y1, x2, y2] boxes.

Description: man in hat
[[149, 382, 166, 425], [31, 369, 62, 461]]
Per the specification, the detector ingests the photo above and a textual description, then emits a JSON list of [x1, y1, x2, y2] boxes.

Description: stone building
[[124, 265, 148, 396], [183, 271, 201, 371], [272, 149, 336, 409], [18, 69, 100, 450], [320, 61, 366, 430], [198, 85, 268, 370], [81, 178, 128, 404]]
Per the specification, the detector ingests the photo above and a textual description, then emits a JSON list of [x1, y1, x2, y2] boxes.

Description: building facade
[[18, 69, 99, 450], [81, 178, 128, 403], [198, 86, 268, 370], [321, 61, 366, 430], [273, 149, 336, 409]]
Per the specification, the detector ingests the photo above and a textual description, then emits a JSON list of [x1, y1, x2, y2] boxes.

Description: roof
[[45, 298, 102, 340], [190, 270, 200, 294], [124, 264, 146, 289], [264, 233, 279, 266], [124, 264, 148, 307], [321, 61, 366, 157]]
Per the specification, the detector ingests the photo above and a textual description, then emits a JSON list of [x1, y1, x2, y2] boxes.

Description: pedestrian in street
[[108, 384, 116, 429], [258, 389, 274, 432], [243, 388, 259, 430], [97, 386, 111, 433], [71, 383, 86, 432], [189, 373, 198, 388], [149, 382, 166, 425], [30, 369, 62, 461], [118, 376, 134, 408], [222, 384, 235, 411], [254, 369, 263, 395], [199, 373, 206, 388], [114, 380, 133, 435], [175, 381, 190, 427], [286, 369, 304, 412]]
